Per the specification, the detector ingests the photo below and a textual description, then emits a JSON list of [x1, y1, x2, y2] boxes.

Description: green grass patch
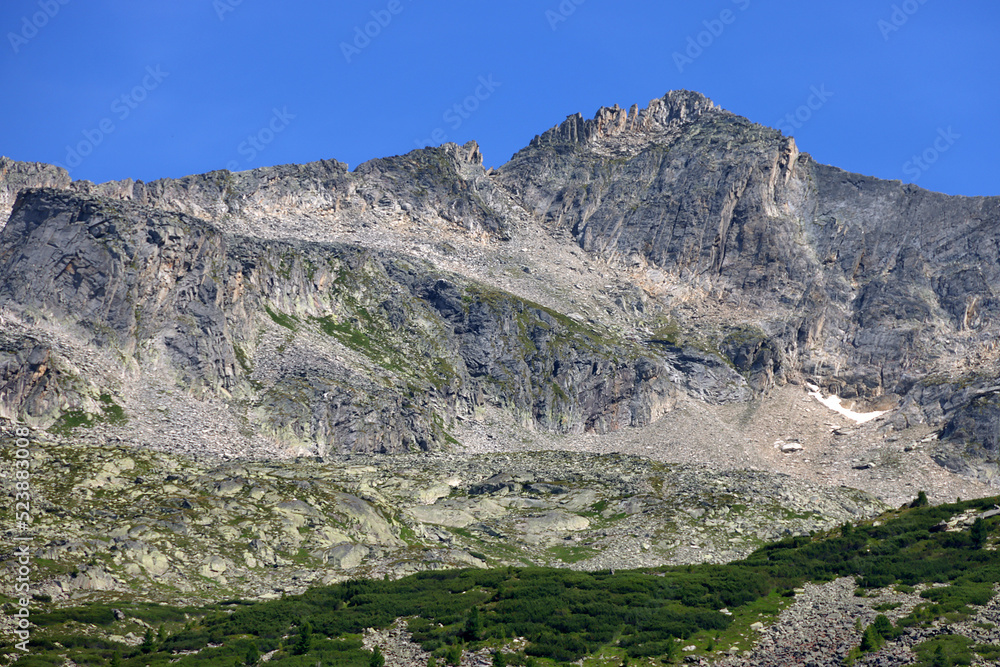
[[545, 544, 599, 564], [265, 304, 298, 330], [48, 394, 128, 436]]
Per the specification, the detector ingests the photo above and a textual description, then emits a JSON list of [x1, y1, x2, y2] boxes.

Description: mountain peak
[[528, 89, 719, 148]]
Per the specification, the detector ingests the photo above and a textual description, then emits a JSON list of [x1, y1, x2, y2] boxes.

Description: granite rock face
[[0, 187, 737, 453], [498, 91, 999, 402], [0, 90, 997, 477], [497, 90, 1000, 478], [0, 156, 70, 225]]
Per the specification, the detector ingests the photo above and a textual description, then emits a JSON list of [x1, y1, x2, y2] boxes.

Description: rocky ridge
[[707, 578, 1000, 667], [1, 90, 997, 481]]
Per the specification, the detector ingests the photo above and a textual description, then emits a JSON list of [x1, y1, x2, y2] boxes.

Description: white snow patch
[[806, 386, 887, 424]]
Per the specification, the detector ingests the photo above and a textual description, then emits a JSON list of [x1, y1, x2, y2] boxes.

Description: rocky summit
[[0, 90, 998, 610]]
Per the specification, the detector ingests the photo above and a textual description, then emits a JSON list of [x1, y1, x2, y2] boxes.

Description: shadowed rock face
[[0, 156, 70, 224], [0, 90, 997, 477], [934, 390, 1000, 484]]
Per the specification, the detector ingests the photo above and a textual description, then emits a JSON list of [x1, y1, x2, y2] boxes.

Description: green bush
[[16, 495, 1000, 667], [913, 635, 973, 666]]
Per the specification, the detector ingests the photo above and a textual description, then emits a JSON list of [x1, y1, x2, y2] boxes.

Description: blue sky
[[1, 1, 997, 196]]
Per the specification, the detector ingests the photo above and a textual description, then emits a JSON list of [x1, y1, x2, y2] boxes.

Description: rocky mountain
[[1, 91, 999, 615], [498, 92, 1000, 430], [1, 91, 997, 477]]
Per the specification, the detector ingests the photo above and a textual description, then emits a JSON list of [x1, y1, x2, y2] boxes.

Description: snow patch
[[806, 384, 887, 424]]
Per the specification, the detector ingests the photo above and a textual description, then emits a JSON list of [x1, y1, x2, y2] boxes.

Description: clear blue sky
[[1, 1, 997, 196]]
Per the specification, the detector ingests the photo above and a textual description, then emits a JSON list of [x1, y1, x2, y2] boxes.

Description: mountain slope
[[0, 90, 998, 480]]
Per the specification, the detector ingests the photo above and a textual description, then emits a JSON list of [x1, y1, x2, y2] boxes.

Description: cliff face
[[0, 90, 997, 478], [498, 91, 999, 397], [0, 156, 70, 225], [0, 186, 742, 455], [496, 90, 1000, 478]]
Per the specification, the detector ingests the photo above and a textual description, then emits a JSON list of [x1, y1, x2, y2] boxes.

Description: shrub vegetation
[[5, 495, 998, 666]]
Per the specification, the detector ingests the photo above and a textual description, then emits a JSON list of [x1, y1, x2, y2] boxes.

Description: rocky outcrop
[[66, 140, 517, 244], [0, 428, 888, 604], [934, 389, 1000, 484], [0, 156, 70, 227], [0, 187, 742, 452], [497, 90, 1000, 475]]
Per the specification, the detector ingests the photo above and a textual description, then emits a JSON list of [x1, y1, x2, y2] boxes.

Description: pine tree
[[245, 641, 260, 665], [293, 621, 313, 655], [859, 625, 882, 652], [369, 645, 385, 667], [872, 614, 893, 639], [932, 644, 950, 667], [972, 517, 987, 547], [463, 606, 482, 641], [140, 627, 155, 654]]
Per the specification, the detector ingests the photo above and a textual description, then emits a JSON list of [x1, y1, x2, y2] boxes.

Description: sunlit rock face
[[0, 90, 998, 480]]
